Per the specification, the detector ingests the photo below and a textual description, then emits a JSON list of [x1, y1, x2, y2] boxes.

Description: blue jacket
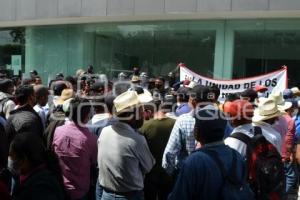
[[294, 115, 300, 143], [175, 103, 192, 116], [168, 143, 247, 200]]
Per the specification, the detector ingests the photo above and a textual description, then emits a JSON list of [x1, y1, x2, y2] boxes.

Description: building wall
[[1, 1, 300, 85], [1, 0, 300, 25]]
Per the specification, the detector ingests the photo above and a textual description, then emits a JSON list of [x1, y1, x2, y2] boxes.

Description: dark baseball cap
[[195, 107, 227, 143], [188, 85, 213, 102], [240, 89, 257, 103], [53, 82, 67, 96]]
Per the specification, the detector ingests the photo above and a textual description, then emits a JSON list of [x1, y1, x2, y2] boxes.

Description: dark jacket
[[0, 181, 10, 200], [44, 110, 66, 150], [0, 122, 8, 169], [168, 143, 247, 200], [5, 104, 44, 144], [13, 168, 65, 200]]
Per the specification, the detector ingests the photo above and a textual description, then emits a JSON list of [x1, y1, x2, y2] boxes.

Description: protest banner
[[180, 66, 288, 102]]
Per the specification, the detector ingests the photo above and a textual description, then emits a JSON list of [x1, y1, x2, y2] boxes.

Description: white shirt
[[225, 122, 282, 158], [34, 104, 46, 128], [91, 113, 110, 124]]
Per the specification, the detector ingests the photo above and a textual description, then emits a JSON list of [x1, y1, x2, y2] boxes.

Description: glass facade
[[232, 20, 300, 87], [0, 28, 25, 76], [1, 19, 300, 86], [25, 21, 218, 83]]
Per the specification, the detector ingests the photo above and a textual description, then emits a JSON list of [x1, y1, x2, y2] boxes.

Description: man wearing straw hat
[[224, 98, 283, 158], [97, 91, 155, 200], [252, 97, 283, 154], [270, 92, 295, 160]]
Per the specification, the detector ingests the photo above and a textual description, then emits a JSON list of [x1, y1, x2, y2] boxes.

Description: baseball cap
[[189, 85, 213, 102], [223, 99, 254, 119], [240, 89, 258, 103], [283, 89, 293, 99], [255, 85, 268, 93]]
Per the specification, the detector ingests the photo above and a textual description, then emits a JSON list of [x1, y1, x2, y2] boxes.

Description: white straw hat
[[291, 87, 300, 96], [114, 91, 140, 113], [129, 87, 153, 103], [252, 98, 285, 123], [138, 89, 153, 103], [269, 91, 292, 111], [56, 89, 75, 105], [62, 98, 74, 113], [186, 81, 198, 89]]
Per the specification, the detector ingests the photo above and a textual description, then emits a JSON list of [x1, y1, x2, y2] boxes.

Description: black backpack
[[230, 126, 285, 199], [201, 148, 254, 200]]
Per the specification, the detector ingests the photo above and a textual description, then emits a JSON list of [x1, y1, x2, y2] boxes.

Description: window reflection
[[0, 28, 25, 76]]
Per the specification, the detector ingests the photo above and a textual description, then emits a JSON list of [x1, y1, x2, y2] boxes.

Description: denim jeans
[[101, 189, 144, 200], [284, 161, 298, 193], [95, 179, 103, 200]]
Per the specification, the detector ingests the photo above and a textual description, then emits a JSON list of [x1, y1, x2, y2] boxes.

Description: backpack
[[230, 126, 285, 199], [0, 98, 9, 119], [201, 148, 254, 200]]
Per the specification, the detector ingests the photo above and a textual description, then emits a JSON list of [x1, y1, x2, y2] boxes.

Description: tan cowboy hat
[[56, 89, 75, 105], [113, 91, 141, 113], [252, 98, 285, 123], [131, 75, 140, 83], [129, 86, 153, 103], [269, 91, 292, 111], [138, 89, 153, 103], [76, 69, 86, 77], [291, 87, 300, 96], [62, 98, 74, 113]]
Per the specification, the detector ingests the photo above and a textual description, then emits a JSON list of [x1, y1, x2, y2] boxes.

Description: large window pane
[[86, 21, 216, 78], [232, 20, 300, 86], [0, 28, 25, 76], [25, 21, 216, 82]]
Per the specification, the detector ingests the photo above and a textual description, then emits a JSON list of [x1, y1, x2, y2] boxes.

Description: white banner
[[180, 66, 288, 102]]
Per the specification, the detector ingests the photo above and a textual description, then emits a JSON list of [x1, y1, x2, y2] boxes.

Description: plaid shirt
[[162, 111, 196, 174]]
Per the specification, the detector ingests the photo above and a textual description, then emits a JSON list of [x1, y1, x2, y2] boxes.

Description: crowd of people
[[0, 65, 300, 200]]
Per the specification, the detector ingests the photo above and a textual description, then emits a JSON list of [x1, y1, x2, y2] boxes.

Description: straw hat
[[62, 98, 74, 113], [269, 91, 292, 111], [252, 98, 285, 123], [130, 86, 153, 103], [56, 89, 75, 105], [113, 91, 141, 113], [76, 69, 86, 77], [291, 87, 300, 96], [131, 75, 140, 83], [137, 89, 153, 103]]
